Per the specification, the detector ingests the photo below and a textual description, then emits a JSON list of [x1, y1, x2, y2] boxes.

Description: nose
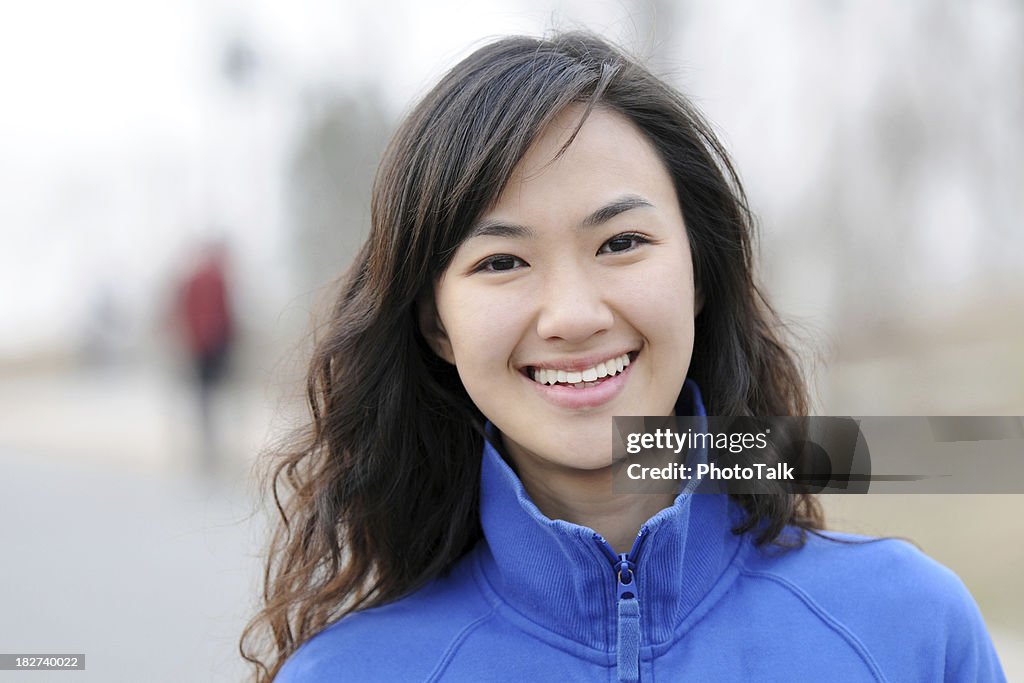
[[535, 265, 615, 343]]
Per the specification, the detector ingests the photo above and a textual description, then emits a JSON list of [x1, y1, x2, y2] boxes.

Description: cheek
[[437, 284, 530, 377], [614, 254, 697, 338]]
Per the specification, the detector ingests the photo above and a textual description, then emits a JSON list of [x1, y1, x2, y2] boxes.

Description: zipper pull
[[616, 556, 641, 682], [595, 529, 648, 683]]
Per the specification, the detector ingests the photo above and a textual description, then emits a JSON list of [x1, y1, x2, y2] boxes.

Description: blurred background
[[1, 0, 1021, 680]]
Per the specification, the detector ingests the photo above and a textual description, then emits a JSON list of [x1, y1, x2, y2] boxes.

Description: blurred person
[[175, 240, 235, 473], [242, 33, 1005, 681]]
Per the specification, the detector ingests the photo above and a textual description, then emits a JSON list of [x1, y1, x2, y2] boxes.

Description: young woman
[[242, 32, 1004, 682]]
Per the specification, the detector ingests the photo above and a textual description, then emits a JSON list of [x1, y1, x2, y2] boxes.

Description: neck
[[511, 453, 676, 553]]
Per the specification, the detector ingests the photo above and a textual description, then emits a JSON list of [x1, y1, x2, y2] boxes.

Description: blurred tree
[[631, 0, 679, 76], [288, 89, 394, 298]]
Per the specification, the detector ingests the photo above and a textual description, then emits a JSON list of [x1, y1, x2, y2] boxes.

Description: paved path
[[0, 450, 267, 682]]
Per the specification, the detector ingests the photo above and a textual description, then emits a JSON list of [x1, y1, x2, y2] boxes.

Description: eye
[[474, 254, 527, 273], [598, 233, 650, 255]]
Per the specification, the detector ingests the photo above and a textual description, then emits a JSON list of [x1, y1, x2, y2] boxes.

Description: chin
[[498, 425, 608, 470], [541, 439, 614, 472]]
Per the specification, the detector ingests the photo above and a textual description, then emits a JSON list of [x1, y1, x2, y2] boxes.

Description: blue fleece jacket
[[277, 382, 1006, 682]]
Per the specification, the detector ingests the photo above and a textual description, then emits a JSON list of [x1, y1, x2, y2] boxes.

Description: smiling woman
[[423, 107, 697, 527], [242, 32, 1005, 682]]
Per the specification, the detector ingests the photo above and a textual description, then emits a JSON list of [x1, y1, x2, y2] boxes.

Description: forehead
[[487, 105, 676, 220]]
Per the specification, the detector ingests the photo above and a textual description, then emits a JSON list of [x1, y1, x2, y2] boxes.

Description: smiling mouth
[[527, 352, 635, 389]]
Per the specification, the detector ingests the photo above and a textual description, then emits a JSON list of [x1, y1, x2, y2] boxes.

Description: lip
[[522, 351, 637, 410], [520, 349, 638, 373]]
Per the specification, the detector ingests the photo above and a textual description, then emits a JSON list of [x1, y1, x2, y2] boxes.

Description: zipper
[[594, 526, 649, 683]]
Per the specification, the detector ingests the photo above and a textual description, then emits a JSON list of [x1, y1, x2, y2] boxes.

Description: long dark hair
[[241, 31, 822, 681]]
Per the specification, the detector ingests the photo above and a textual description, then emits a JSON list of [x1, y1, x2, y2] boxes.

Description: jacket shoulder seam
[[737, 567, 888, 683], [423, 607, 498, 683]]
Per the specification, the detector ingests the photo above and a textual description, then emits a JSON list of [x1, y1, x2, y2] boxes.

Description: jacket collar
[[476, 380, 742, 651]]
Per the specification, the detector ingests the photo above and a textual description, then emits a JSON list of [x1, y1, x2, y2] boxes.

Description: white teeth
[[531, 353, 632, 387], [535, 369, 556, 385]]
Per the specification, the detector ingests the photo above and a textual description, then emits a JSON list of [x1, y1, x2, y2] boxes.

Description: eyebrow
[[465, 194, 655, 241], [581, 195, 654, 227]]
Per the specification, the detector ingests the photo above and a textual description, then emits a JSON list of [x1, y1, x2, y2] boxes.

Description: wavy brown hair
[[241, 31, 823, 681]]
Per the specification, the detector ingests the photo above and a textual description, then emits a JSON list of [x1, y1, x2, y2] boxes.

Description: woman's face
[[426, 106, 697, 475]]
